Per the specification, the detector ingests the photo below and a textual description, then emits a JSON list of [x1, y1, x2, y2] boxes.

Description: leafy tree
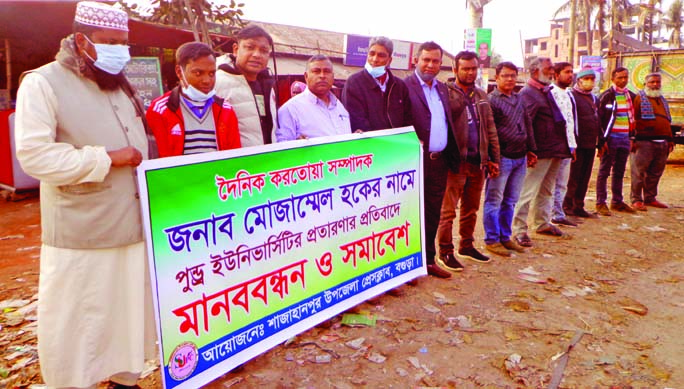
[[663, 0, 683, 47], [123, 0, 246, 48]]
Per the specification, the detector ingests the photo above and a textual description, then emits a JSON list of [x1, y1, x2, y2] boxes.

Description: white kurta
[[38, 243, 157, 388], [16, 72, 156, 388]]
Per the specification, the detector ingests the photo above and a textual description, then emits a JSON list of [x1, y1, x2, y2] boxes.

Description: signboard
[[343, 34, 413, 70], [137, 128, 426, 389], [580, 55, 603, 73], [125, 56, 163, 109], [464, 28, 492, 68]]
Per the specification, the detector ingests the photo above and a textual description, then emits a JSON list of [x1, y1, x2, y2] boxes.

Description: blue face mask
[[83, 36, 130, 75], [365, 61, 387, 78], [180, 68, 216, 102]]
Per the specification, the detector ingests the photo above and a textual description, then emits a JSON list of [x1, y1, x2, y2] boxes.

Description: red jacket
[[146, 87, 241, 157]]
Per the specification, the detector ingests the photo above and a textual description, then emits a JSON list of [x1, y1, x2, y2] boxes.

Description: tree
[[636, 0, 663, 45], [663, 0, 683, 48], [123, 0, 246, 49]]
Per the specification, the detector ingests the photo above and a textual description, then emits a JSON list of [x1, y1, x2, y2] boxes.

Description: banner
[[137, 128, 426, 389], [125, 56, 163, 109], [464, 28, 492, 68]]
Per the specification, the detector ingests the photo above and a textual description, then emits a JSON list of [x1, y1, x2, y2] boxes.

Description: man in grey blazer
[[405, 41, 461, 278]]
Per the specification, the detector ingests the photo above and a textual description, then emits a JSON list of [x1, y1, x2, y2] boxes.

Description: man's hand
[[668, 141, 675, 154], [108, 146, 143, 167], [486, 161, 500, 178], [354, 129, 364, 134], [571, 149, 577, 162], [296, 134, 309, 140], [597, 143, 608, 158], [630, 141, 638, 153], [526, 151, 538, 168]]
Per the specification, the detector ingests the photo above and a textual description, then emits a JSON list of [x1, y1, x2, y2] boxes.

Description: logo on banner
[[169, 342, 199, 381]]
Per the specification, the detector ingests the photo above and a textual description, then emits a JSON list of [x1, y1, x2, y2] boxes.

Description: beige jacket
[[215, 66, 277, 147], [15, 61, 148, 249]]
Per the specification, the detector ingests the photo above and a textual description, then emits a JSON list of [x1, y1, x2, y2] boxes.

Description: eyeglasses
[[498, 74, 517, 79]]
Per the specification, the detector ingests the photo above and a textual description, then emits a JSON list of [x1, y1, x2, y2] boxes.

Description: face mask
[[579, 79, 595, 91], [180, 68, 216, 102], [416, 69, 436, 83], [83, 36, 130, 75], [365, 61, 387, 78]]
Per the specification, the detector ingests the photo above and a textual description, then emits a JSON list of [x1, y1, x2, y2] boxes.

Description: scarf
[[639, 89, 671, 121], [527, 78, 547, 91], [613, 86, 635, 129]]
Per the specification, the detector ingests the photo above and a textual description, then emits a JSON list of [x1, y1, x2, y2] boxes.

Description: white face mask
[[83, 36, 130, 75], [365, 61, 387, 78], [180, 68, 216, 102]]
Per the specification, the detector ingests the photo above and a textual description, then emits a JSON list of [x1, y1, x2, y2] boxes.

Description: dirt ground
[[2, 148, 684, 388]]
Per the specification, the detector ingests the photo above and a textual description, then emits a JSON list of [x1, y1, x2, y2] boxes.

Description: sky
[[240, 0, 676, 66]]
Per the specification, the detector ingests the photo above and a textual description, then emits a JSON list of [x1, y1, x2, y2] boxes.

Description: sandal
[[536, 224, 564, 236], [515, 233, 533, 247]]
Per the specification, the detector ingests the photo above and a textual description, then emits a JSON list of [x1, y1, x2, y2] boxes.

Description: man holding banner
[[147, 42, 242, 157], [14, 2, 155, 387]]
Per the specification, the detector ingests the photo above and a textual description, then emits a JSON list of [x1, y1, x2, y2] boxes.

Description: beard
[[645, 87, 662, 98], [538, 73, 553, 85], [85, 59, 127, 91]]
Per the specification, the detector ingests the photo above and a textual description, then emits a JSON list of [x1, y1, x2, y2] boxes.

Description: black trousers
[[423, 152, 449, 265], [564, 147, 596, 211]]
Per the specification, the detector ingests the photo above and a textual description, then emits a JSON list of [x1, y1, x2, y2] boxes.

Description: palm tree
[[636, 0, 663, 45], [663, 0, 683, 47], [123, 0, 245, 48]]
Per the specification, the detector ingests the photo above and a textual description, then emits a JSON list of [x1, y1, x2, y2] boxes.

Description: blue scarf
[[639, 90, 671, 121]]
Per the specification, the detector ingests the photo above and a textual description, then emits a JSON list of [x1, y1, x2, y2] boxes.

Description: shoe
[[632, 201, 648, 212], [551, 217, 578, 227], [457, 247, 491, 263], [645, 200, 669, 208], [426, 263, 453, 278], [485, 242, 512, 257], [536, 224, 564, 236], [610, 202, 636, 213], [436, 254, 464, 272], [515, 233, 533, 247], [563, 207, 575, 216], [573, 208, 598, 219], [596, 203, 612, 216], [502, 239, 525, 253]]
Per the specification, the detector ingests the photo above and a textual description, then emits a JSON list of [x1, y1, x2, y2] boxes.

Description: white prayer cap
[[74, 1, 129, 32]]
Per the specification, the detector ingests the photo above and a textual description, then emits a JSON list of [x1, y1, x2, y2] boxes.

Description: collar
[[303, 87, 337, 107], [527, 78, 547, 91], [415, 70, 437, 89], [491, 87, 515, 97]]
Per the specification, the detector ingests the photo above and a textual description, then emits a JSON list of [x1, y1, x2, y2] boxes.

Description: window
[[555, 45, 559, 58], [541, 42, 547, 50], [578, 32, 587, 47], [555, 29, 559, 40]]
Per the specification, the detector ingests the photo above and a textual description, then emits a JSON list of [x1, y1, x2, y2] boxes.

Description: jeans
[[513, 157, 562, 234], [552, 158, 572, 219], [630, 140, 670, 203], [437, 161, 485, 255], [596, 135, 630, 205], [483, 156, 527, 245]]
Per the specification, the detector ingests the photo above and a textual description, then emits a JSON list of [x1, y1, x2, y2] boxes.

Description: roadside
[[2, 148, 684, 388]]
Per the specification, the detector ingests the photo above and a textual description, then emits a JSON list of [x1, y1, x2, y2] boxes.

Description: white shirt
[[550, 84, 577, 149], [276, 88, 352, 141]]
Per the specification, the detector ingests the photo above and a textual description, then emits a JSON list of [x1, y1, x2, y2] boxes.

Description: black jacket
[[597, 86, 637, 148], [488, 88, 536, 159], [519, 84, 571, 159], [571, 89, 601, 149], [404, 73, 459, 169], [342, 69, 412, 131]]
